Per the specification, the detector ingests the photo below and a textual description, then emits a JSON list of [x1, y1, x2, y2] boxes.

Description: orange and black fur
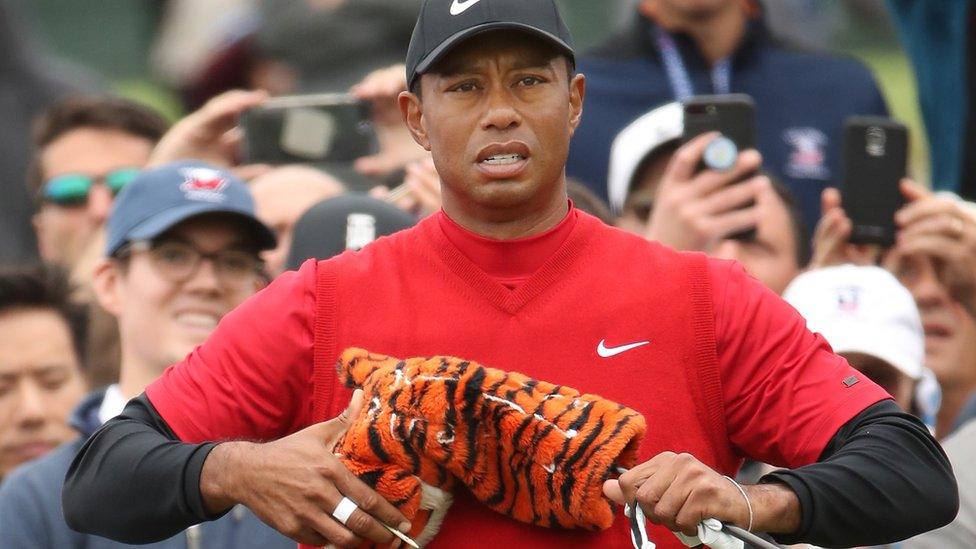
[[334, 348, 647, 546]]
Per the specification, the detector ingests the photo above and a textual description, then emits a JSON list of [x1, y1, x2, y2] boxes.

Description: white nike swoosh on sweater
[[597, 339, 650, 358], [450, 0, 483, 16]]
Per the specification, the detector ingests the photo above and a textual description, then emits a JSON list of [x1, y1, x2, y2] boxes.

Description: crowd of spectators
[[0, 0, 973, 548]]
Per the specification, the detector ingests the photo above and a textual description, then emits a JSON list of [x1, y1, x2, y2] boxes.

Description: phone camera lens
[[866, 126, 887, 157]]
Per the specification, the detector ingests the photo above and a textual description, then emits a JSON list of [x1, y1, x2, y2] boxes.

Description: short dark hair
[[0, 265, 88, 363], [28, 96, 170, 198], [768, 176, 811, 268]]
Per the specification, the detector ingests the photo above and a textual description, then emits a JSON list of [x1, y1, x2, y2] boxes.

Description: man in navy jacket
[[567, 0, 888, 230]]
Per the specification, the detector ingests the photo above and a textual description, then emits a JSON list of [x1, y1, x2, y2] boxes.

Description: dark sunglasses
[[42, 168, 141, 206]]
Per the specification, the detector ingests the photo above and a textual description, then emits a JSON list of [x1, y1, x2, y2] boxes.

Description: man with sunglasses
[[0, 161, 294, 548], [30, 96, 169, 270]]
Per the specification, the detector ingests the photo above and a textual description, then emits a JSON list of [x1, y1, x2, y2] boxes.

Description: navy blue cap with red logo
[[405, 0, 576, 89], [105, 160, 277, 256]]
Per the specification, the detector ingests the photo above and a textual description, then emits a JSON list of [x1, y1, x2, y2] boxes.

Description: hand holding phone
[[673, 94, 761, 241], [841, 116, 908, 246], [645, 131, 768, 251], [149, 89, 268, 168]]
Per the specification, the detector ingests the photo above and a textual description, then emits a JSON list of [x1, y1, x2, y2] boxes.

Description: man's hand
[[149, 89, 270, 180], [200, 391, 410, 547], [372, 158, 442, 217], [808, 187, 881, 269], [351, 64, 428, 177], [646, 132, 768, 251], [603, 452, 800, 537], [893, 179, 976, 317]]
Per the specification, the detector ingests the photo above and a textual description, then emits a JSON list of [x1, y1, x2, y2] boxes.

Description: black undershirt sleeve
[[62, 394, 224, 544], [762, 400, 958, 547], [63, 396, 958, 547]]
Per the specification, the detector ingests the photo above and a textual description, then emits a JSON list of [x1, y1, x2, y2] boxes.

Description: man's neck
[[937, 383, 975, 439], [441, 188, 570, 241], [117, 352, 166, 400], [646, 1, 749, 64]]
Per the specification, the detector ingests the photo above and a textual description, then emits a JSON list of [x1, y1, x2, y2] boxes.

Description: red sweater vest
[[310, 212, 738, 548]]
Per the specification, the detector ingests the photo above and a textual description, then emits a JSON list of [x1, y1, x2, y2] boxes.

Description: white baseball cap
[[607, 102, 683, 215], [783, 265, 924, 379]]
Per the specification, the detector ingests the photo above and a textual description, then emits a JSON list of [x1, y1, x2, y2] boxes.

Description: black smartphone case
[[681, 94, 757, 149], [681, 94, 758, 241], [241, 100, 378, 165], [841, 116, 908, 246]]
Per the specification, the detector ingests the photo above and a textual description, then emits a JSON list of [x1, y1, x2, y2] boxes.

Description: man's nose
[[183, 257, 222, 294], [480, 86, 522, 132], [87, 185, 114, 225], [910, 264, 948, 309], [16, 381, 47, 429]]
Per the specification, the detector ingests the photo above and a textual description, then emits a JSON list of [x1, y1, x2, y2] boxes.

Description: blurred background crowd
[[0, 0, 974, 547]]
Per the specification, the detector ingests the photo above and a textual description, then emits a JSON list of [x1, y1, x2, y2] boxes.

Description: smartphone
[[681, 94, 758, 240], [681, 94, 757, 150], [240, 93, 379, 165], [841, 116, 908, 246]]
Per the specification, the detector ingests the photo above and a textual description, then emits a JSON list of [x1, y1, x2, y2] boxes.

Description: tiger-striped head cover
[[334, 348, 647, 546]]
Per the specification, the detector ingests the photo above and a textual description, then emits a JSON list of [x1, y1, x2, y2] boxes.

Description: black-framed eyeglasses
[[119, 239, 265, 288]]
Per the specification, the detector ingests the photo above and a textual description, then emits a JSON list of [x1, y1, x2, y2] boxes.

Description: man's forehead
[[162, 216, 251, 248], [429, 30, 565, 75]]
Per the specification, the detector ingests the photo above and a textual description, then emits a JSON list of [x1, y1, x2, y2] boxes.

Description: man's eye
[[452, 82, 478, 93], [518, 76, 543, 87], [895, 261, 918, 282], [218, 252, 257, 274], [39, 372, 69, 391], [154, 245, 194, 266]]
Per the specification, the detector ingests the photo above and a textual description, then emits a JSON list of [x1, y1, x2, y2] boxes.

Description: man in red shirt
[[64, 1, 956, 548]]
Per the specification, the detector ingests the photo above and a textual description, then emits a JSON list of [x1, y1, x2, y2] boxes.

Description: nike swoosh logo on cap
[[597, 339, 650, 358], [450, 0, 483, 16]]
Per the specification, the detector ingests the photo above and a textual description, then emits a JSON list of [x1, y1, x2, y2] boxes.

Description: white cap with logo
[[607, 102, 683, 215], [783, 264, 924, 380]]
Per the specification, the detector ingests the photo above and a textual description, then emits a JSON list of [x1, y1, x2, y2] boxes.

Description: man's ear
[[91, 259, 124, 318], [568, 73, 586, 137], [398, 90, 431, 151]]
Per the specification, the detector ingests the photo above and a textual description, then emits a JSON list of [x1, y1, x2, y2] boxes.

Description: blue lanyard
[[654, 26, 732, 100]]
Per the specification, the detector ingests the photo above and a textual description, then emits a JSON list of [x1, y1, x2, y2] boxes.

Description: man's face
[[618, 147, 675, 235], [33, 128, 154, 267], [705, 185, 800, 295], [96, 216, 266, 370], [885, 252, 976, 390], [251, 167, 344, 275], [0, 308, 85, 478], [401, 31, 584, 224]]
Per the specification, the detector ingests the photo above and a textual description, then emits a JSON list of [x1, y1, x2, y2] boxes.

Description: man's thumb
[[339, 389, 366, 424], [321, 389, 365, 445]]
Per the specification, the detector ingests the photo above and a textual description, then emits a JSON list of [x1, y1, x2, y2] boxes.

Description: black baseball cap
[[285, 194, 416, 271], [405, 0, 575, 89]]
